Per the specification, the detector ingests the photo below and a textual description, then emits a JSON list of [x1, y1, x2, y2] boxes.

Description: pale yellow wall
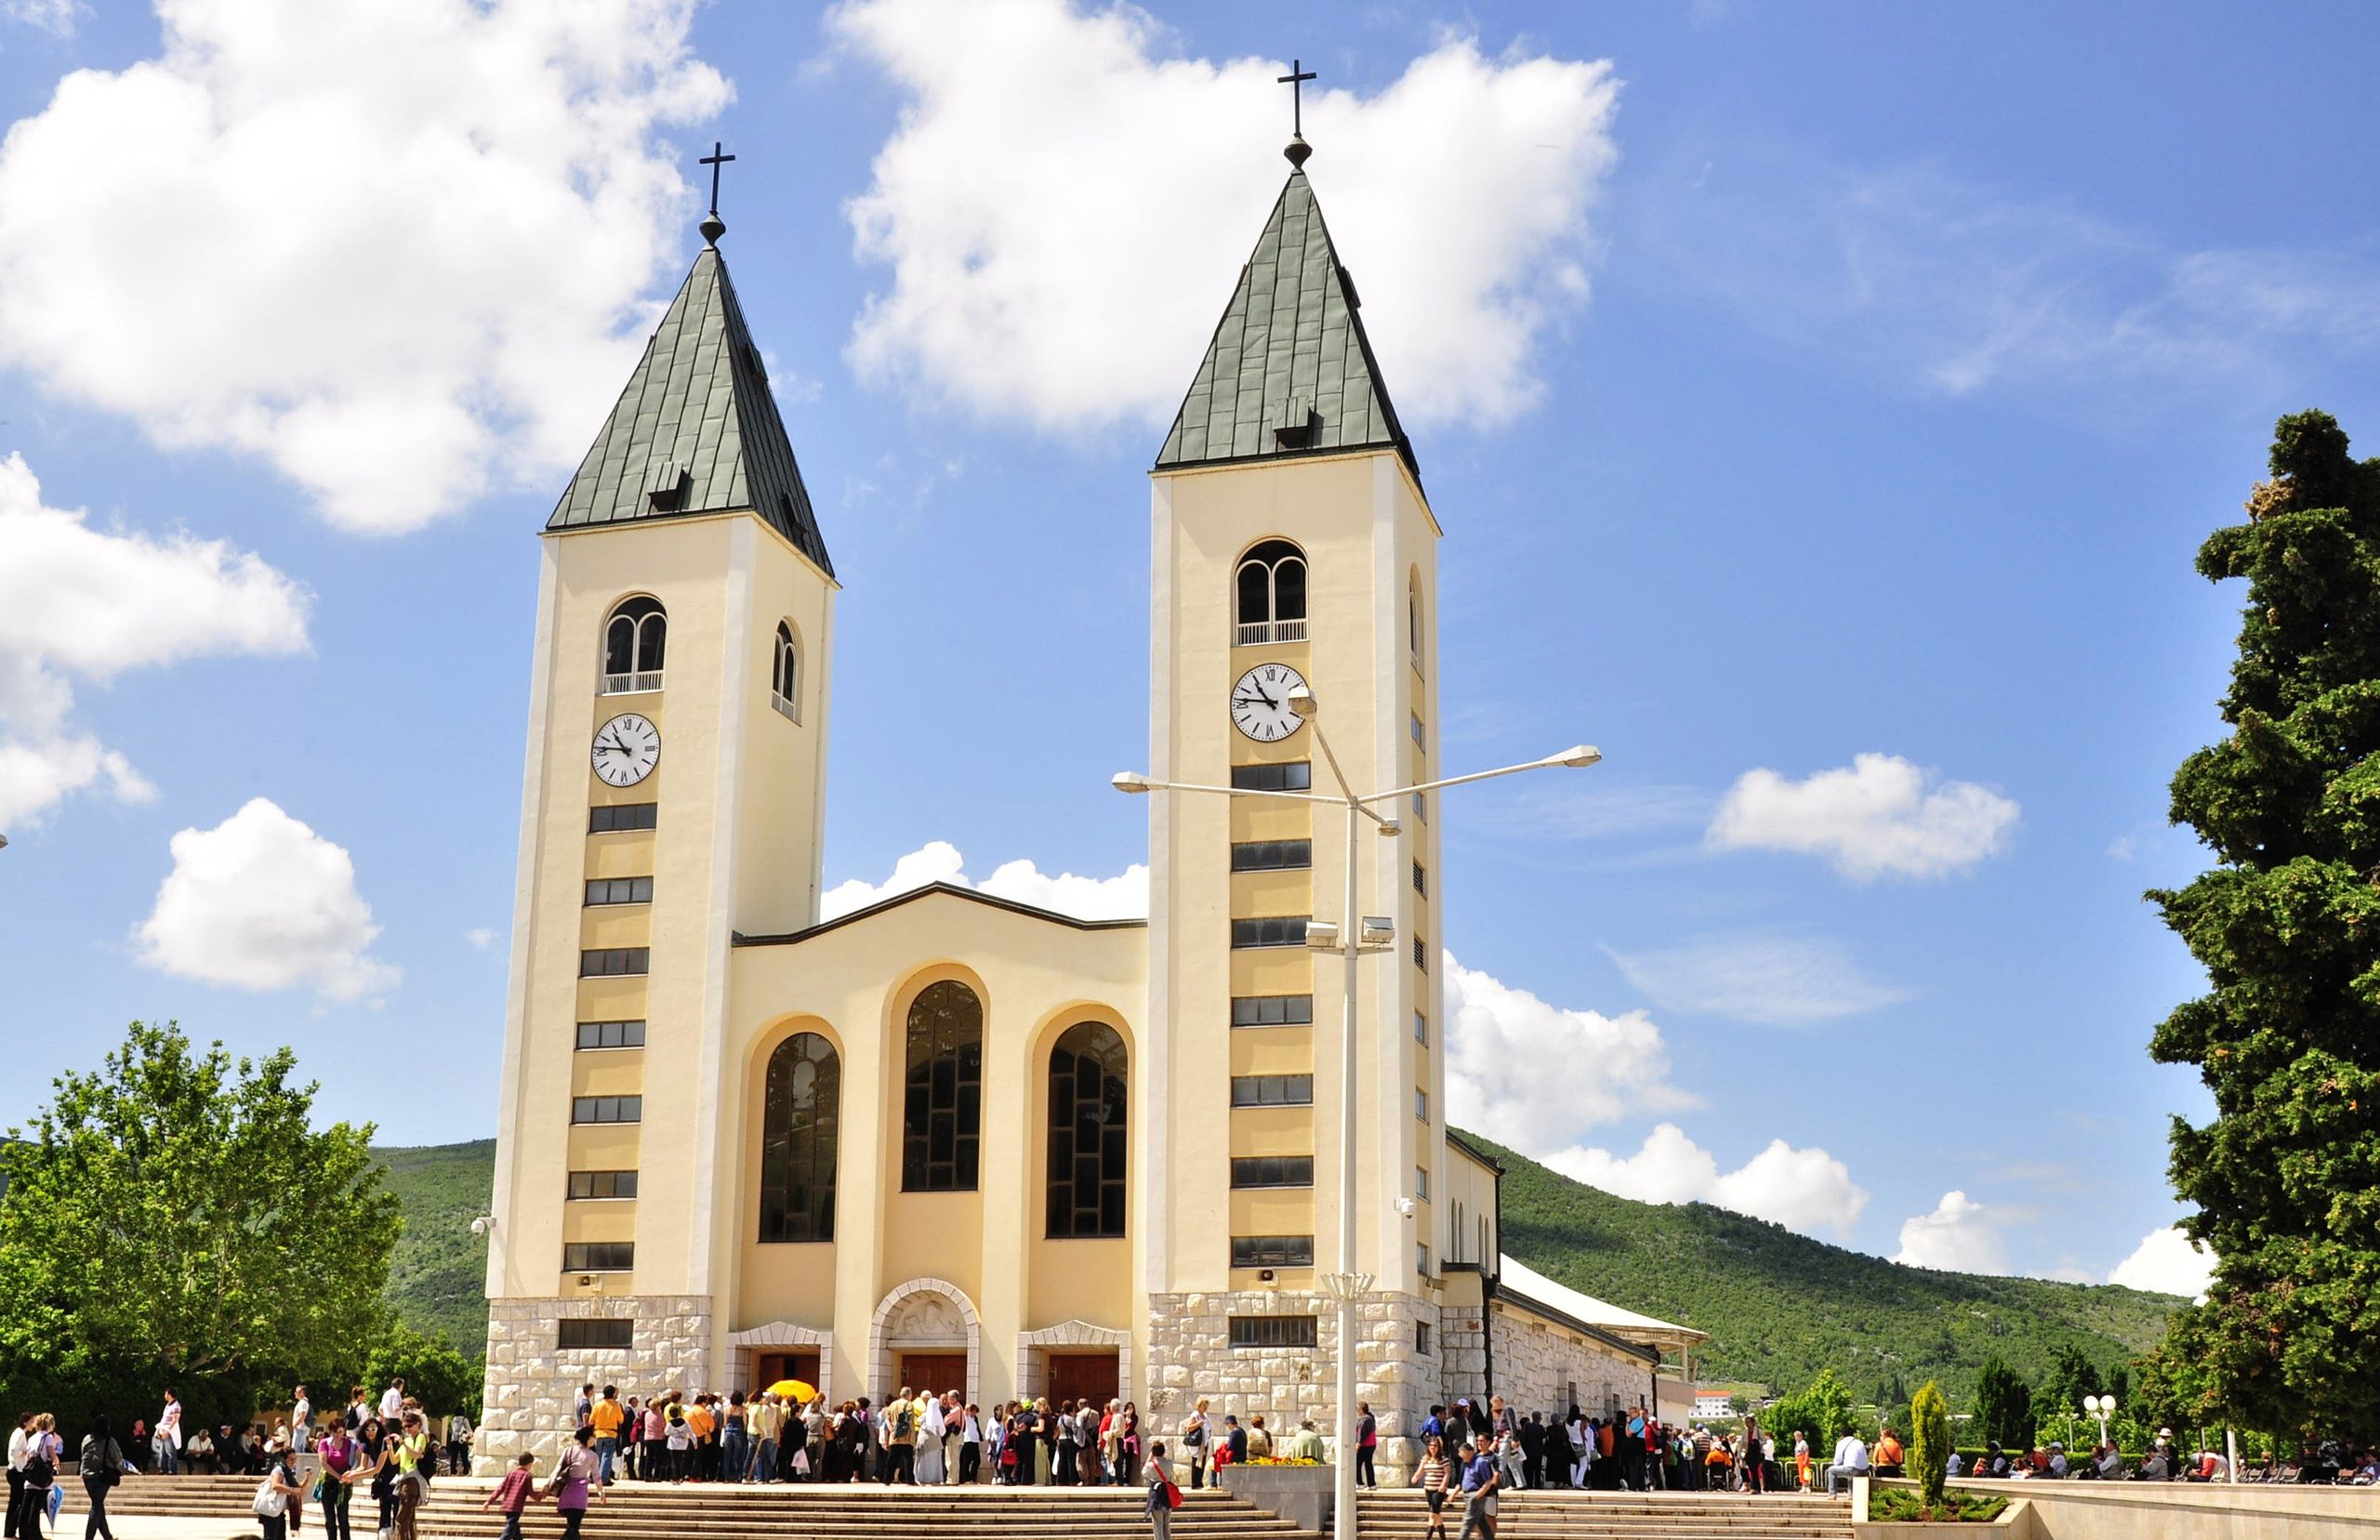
[[1149, 448, 1444, 1298], [721, 890, 1148, 1403], [1441, 1140, 1498, 1268]]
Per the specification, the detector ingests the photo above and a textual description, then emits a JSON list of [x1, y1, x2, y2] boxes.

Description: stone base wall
[[1438, 1304, 1488, 1406], [477, 1295, 713, 1474], [1144, 1289, 1436, 1480], [1487, 1307, 1649, 1420]]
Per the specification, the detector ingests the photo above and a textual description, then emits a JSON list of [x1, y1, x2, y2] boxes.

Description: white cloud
[[832, 0, 1620, 433], [1645, 146, 2380, 410], [1708, 754, 2018, 880], [1606, 932, 1911, 1025], [2109, 1226, 2215, 1301], [819, 839, 1147, 923], [0, 454, 308, 829], [1893, 1190, 2012, 1273], [466, 927, 500, 952], [0, 0, 730, 533], [1443, 952, 1698, 1151], [1548, 1122, 1869, 1239], [136, 797, 399, 1003], [3, 0, 76, 35]]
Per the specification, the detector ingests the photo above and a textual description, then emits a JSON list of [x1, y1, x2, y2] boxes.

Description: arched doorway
[[869, 1278, 981, 1402]]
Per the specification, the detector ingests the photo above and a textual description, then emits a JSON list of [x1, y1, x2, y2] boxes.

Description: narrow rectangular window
[[579, 947, 650, 978], [575, 1020, 646, 1051], [1412, 862, 1427, 897], [1418, 1320, 1434, 1353], [1412, 792, 1428, 823], [1232, 994, 1316, 1027], [1231, 915, 1310, 949], [571, 1096, 642, 1125], [562, 1242, 635, 1272], [1410, 713, 1425, 747], [1229, 1155, 1316, 1189], [1229, 1074, 1314, 1108], [1230, 839, 1314, 873], [1229, 1234, 1316, 1270], [567, 1170, 639, 1200], [1416, 1165, 1430, 1201], [1415, 1087, 1430, 1123], [583, 875, 654, 906], [1230, 761, 1313, 793], [588, 803, 657, 834], [1226, 1315, 1319, 1349], [1414, 1010, 1428, 1045], [557, 1319, 633, 1350], [1413, 937, 1428, 971]]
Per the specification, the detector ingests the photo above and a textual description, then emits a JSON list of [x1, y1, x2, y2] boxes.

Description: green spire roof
[[549, 243, 832, 576], [1155, 168, 1415, 481]]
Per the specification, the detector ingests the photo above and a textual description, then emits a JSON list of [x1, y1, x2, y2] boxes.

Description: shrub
[[1911, 1381, 1950, 1505], [1869, 1486, 2009, 1524]]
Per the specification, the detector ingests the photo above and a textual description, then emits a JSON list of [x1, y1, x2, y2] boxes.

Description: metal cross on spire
[[1277, 59, 1316, 167], [698, 140, 736, 244]]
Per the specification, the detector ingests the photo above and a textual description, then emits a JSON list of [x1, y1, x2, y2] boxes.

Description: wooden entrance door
[[900, 1353, 968, 1396], [754, 1349, 820, 1392], [1047, 1351, 1118, 1407]]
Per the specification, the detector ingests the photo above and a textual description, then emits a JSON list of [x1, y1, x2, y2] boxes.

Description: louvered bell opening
[[1272, 396, 1317, 449], [645, 463, 691, 512]]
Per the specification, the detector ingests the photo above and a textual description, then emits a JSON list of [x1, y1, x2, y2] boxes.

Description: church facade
[[477, 152, 1695, 1474]]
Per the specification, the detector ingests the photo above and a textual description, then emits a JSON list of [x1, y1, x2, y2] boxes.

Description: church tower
[[478, 203, 837, 1466], [1143, 138, 1448, 1455]]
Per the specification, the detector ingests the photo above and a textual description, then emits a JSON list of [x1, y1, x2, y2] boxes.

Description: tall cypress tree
[[2147, 410, 2380, 1439]]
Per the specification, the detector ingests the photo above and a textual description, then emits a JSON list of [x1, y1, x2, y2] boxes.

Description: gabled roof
[[549, 241, 832, 576], [732, 881, 1148, 947], [1155, 168, 1417, 482]]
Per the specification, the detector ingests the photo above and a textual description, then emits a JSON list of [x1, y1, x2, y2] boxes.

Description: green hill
[[1474, 1132, 2183, 1404], [377, 1134, 2183, 1402]]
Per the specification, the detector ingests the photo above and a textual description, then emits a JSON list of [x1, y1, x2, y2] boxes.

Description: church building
[[477, 137, 1700, 1474]]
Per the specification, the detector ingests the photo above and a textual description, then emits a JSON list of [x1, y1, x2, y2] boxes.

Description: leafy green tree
[[0, 1022, 401, 1412], [1971, 1357, 2033, 1449], [1764, 1367, 1857, 1451], [1911, 1382, 1951, 1505], [2149, 410, 2380, 1441], [362, 1325, 481, 1421]]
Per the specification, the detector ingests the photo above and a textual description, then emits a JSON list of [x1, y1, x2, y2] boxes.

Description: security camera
[[469, 1216, 492, 1237], [1395, 1198, 1418, 1218]]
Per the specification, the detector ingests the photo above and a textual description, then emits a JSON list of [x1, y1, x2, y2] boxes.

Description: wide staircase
[[1356, 1488, 1855, 1540], [99, 1474, 1319, 1540]]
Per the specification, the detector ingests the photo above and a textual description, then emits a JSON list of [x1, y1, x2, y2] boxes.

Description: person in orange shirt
[[1873, 1427, 1905, 1480], [589, 1388, 628, 1487], [685, 1399, 716, 1481]]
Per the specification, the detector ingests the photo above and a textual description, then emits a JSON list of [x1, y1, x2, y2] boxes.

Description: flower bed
[[1869, 1488, 2011, 1523]]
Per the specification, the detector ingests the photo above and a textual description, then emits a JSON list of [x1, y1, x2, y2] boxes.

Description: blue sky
[[4, 0, 2375, 1295]]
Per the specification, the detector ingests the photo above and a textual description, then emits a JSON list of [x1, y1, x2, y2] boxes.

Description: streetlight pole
[[1117, 691, 1598, 1540]]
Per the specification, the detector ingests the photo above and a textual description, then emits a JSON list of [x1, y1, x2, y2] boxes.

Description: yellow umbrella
[[764, 1379, 819, 1403]]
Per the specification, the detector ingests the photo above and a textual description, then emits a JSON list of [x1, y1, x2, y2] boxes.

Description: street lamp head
[[1287, 684, 1317, 719], [1375, 819, 1401, 838], [1546, 744, 1603, 769], [1111, 771, 1154, 794]]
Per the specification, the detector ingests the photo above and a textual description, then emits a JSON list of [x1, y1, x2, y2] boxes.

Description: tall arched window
[[902, 981, 983, 1191], [1235, 540, 1308, 645], [1046, 1021, 1127, 1238], [759, 1032, 840, 1243], [602, 597, 667, 692], [1408, 578, 1422, 663], [771, 622, 801, 721]]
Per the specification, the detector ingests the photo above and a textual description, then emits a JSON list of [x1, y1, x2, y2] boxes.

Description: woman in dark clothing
[[77, 1413, 123, 1540]]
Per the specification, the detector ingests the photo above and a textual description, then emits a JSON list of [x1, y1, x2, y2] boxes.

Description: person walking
[[1355, 1402, 1379, 1490], [77, 1413, 123, 1540], [254, 1440, 305, 1540], [547, 1428, 602, 1540], [313, 1422, 355, 1540], [1456, 1439, 1501, 1540], [483, 1455, 535, 1540], [1414, 1436, 1454, 1540], [1180, 1401, 1210, 1492], [377, 1383, 404, 1426], [1144, 1441, 1177, 1540], [156, 1396, 182, 1480]]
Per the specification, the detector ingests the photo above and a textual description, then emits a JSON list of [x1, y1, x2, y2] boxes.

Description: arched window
[[902, 981, 983, 1191], [1045, 1021, 1127, 1238], [602, 597, 667, 693], [1235, 540, 1308, 645], [771, 622, 800, 722], [1408, 579, 1422, 663], [759, 1032, 840, 1243]]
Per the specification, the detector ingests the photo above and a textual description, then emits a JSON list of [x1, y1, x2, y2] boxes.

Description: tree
[[2149, 410, 2380, 1441], [1764, 1368, 1857, 1451], [0, 1021, 402, 1414], [362, 1325, 481, 1421], [1911, 1382, 1951, 1505], [1972, 1357, 2033, 1449]]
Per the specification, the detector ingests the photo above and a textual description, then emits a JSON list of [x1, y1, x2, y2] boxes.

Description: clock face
[[591, 714, 661, 787], [1231, 663, 1309, 743]]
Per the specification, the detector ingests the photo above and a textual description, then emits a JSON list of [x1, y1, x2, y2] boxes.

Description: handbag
[[254, 1478, 287, 1519], [1165, 1481, 1183, 1509]]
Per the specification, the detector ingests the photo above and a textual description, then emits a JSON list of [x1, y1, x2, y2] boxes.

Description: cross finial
[[1277, 59, 1316, 167], [698, 140, 736, 244]]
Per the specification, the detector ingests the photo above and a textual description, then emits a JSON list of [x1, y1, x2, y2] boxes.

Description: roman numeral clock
[[1231, 663, 1309, 743]]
